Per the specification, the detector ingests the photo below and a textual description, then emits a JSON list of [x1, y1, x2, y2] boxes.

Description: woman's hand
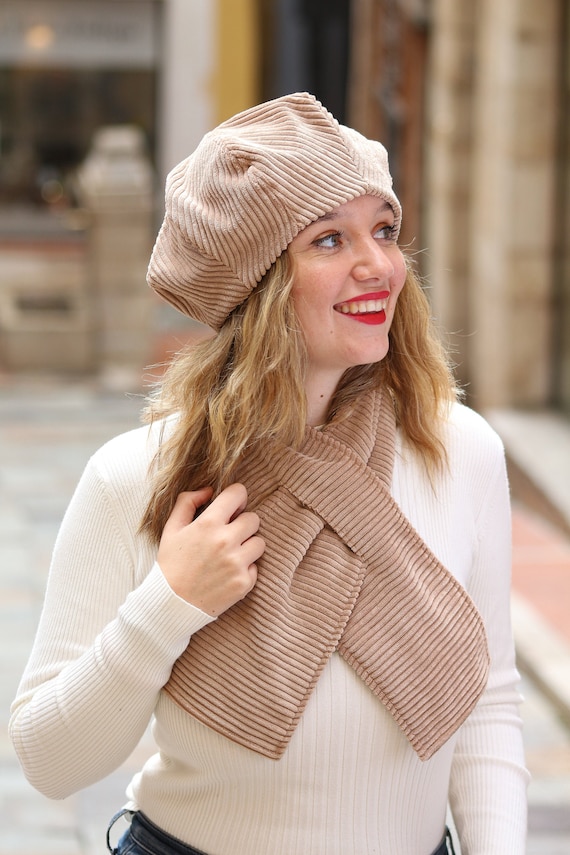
[[157, 483, 265, 616]]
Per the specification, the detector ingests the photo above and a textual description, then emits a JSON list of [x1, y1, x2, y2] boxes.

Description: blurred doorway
[[258, 0, 428, 251], [259, 0, 350, 123]]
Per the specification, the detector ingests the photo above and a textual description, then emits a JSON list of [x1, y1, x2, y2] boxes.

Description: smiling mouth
[[333, 293, 390, 326], [335, 298, 388, 316]]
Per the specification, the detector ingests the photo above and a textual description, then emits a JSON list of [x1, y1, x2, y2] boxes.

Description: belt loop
[[106, 808, 134, 854], [445, 826, 457, 855]]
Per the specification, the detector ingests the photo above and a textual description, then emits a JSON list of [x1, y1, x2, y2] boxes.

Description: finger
[[244, 562, 258, 593], [203, 483, 249, 524], [240, 534, 265, 568], [164, 487, 214, 531], [228, 510, 261, 543]]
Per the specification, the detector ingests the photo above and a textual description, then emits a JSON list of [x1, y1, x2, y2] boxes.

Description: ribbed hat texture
[[147, 92, 402, 330]]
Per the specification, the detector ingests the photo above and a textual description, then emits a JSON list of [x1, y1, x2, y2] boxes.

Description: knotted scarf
[[163, 388, 490, 760]]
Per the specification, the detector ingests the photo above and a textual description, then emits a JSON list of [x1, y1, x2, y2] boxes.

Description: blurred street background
[[1, 0, 569, 853]]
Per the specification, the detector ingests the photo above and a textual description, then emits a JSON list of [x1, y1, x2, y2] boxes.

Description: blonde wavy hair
[[140, 251, 459, 543]]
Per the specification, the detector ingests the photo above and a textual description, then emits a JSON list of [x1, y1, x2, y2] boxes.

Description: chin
[[353, 344, 390, 367]]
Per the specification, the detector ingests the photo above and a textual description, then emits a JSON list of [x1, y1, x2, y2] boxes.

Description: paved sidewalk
[[487, 408, 570, 853], [511, 504, 570, 727], [487, 408, 570, 730], [1, 378, 569, 853], [0, 377, 149, 855]]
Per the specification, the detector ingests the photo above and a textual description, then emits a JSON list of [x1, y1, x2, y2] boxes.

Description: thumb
[[164, 487, 214, 532]]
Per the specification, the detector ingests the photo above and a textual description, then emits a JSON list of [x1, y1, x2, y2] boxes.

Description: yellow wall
[[214, 0, 260, 124]]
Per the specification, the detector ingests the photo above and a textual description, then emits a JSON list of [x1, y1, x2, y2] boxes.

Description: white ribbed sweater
[[10, 402, 528, 854]]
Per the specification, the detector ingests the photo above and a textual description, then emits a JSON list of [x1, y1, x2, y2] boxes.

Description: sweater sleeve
[[448, 442, 529, 854], [9, 436, 215, 800]]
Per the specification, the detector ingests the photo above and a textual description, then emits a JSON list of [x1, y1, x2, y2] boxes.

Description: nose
[[352, 236, 394, 280]]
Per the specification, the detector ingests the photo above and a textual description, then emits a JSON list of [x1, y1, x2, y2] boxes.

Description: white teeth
[[337, 299, 388, 315]]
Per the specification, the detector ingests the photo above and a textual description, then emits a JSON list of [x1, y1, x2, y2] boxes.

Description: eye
[[374, 223, 398, 242], [313, 230, 343, 249]]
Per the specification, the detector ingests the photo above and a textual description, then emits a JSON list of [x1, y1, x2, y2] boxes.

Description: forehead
[[308, 195, 394, 226]]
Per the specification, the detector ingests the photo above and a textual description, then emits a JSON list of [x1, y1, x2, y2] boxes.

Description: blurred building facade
[[0, 0, 255, 380], [0, 0, 568, 415], [348, 0, 569, 416]]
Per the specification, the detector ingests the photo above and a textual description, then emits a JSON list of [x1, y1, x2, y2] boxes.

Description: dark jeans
[[433, 828, 456, 855], [107, 809, 455, 855], [107, 810, 207, 855]]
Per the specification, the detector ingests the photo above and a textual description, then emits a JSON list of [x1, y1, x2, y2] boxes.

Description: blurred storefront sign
[[0, 0, 158, 68]]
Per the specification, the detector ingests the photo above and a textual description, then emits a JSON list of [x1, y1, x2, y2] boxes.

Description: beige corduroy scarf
[[163, 388, 490, 760]]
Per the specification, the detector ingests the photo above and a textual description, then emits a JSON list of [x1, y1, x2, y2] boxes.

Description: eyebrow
[[312, 200, 393, 225]]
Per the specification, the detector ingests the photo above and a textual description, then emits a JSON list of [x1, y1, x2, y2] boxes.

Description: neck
[[304, 370, 343, 427]]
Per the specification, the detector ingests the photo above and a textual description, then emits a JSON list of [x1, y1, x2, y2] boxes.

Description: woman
[[10, 92, 528, 855]]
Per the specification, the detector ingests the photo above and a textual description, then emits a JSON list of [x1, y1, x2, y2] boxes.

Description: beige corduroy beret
[[147, 91, 402, 330]]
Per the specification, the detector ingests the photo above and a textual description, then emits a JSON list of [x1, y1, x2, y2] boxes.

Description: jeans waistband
[[107, 808, 455, 855], [107, 809, 207, 855]]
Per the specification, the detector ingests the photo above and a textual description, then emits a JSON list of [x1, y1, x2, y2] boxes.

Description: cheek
[[291, 274, 332, 323], [392, 254, 407, 299], [290, 288, 314, 326]]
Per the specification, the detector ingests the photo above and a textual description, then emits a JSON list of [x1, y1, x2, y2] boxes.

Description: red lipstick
[[334, 290, 390, 325]]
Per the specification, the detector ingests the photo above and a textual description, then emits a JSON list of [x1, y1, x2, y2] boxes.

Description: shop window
[[0, 0, 160, 222]]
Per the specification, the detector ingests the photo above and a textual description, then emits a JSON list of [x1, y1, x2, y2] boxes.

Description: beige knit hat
[[147, 92, 402, 330]]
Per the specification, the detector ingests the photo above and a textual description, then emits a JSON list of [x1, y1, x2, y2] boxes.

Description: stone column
[[78, 126, 155, 391], [468, 0, 560, 408], [423, 0, 477, 389]]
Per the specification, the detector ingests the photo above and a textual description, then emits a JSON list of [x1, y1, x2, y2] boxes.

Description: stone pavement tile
[[0, 379, 145, 855], [513, 591, 570, 733], [511, 502, 570, 645], [526, 836, 570, 855], [510, 500, 570, 729], [487, 408, 570, 536], [0, 759, 82, 855], [522, 674, 570, 855], [522, 676, 570, 800]]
